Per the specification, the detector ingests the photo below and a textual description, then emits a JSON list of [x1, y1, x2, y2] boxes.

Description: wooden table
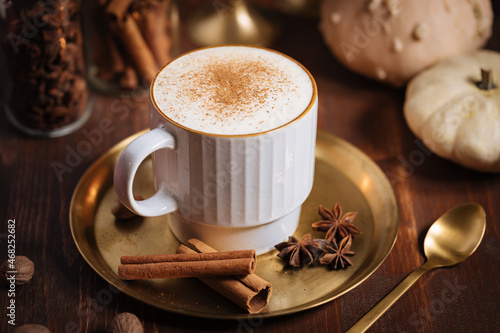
[[1, 2, 499, 332]]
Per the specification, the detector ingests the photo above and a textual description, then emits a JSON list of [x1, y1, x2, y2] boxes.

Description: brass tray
[[70, 130, 399, 319]]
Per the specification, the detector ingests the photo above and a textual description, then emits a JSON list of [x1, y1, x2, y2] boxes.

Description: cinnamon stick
[[119, 65, 139, 89], [121, 250, 256, 264], [107, 34, 126, 74], [109, 14, 157, 84], [134, 1, 171, 67], [118, 257, 255, 280], [177, 239, 273, 314], [106, 0, 134, 22]]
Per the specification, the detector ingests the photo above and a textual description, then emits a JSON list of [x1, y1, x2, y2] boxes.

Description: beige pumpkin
[[404, 50, 500, 173], [319, 0, 493, 86]]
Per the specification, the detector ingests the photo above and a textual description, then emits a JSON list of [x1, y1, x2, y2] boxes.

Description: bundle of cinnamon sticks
[[88, 0, 172, 89], [118, 239, 273, 314]]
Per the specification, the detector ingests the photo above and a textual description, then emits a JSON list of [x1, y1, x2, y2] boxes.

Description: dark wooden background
[[1, 1, 499, 332]]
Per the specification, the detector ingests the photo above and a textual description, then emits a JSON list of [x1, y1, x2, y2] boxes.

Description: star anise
[[312, 203, 361, 243], [274, 233, 326, 267], [319, 235, 355, 269]]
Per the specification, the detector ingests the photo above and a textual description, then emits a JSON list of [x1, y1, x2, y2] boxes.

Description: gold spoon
[[347, 203, 486, 333]]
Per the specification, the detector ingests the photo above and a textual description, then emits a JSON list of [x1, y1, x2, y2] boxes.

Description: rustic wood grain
[[1, 1, 499, 332]]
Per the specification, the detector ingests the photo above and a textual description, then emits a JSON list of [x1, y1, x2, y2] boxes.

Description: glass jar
[[82, 0, 178, 95], [0, 0, 91, 137]]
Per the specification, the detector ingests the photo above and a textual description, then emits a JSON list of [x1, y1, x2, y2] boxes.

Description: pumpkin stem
[[477, 68, 497, 90]]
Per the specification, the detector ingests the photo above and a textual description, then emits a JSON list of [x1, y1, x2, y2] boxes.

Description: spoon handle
[[346, 262, 433, 333]]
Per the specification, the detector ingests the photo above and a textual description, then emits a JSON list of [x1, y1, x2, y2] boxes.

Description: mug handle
[[114, 128, 177, 217]]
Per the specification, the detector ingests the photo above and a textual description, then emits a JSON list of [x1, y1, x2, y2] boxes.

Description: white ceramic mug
[[114, 45, 318, 254]]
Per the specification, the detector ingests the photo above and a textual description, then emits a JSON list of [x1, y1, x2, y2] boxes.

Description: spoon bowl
[[424, 203, 486, 267], [348, 203, 486, 333]]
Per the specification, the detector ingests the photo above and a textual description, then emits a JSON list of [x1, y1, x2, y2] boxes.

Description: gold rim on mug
[[149, 44, 318, 138]]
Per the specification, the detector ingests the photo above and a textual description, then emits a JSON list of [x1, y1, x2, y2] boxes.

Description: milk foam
[[152, 46, 314, 135]]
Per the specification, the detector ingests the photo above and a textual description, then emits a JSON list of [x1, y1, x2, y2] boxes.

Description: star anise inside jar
[[274, 233, 326, 267], [312, 202, 361, 243]]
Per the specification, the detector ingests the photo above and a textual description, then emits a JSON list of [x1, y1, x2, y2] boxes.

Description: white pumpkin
[[404, 50, 500, 173], [319, 0, 493, 86]]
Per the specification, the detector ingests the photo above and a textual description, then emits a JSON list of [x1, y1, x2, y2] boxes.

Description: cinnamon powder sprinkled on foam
[[153, 47, 313, 135], [187, 60, 279, 121]]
